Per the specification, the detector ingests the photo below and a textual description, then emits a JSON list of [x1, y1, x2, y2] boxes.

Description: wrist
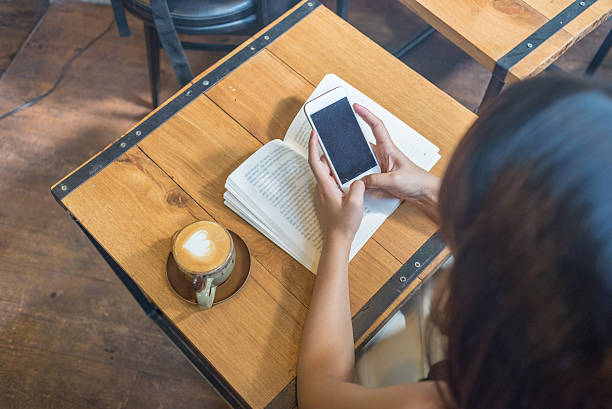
[[325, 229, 353, 251], [415, 173, 440, 204]]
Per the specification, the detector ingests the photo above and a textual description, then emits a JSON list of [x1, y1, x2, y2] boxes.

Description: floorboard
[[0, 0, 49, 77], [0, 1, 610, 408]]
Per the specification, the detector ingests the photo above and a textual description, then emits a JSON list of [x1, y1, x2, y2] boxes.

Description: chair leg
[[144, 23, 160, 109], [586, 26, 612, 75], [337, 0, 350, 20], [393, 26, 436, 59], [478, 74, 505, 112]]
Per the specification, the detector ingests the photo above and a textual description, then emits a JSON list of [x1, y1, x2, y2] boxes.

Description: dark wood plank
[[0, 0, 48, 76], [2, 1, 611, 409], [0, 2, 231, 408]]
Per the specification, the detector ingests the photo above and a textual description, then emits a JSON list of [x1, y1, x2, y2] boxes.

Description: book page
[[226, 140, 322, 269], [224, 191, 309, 266], [226, 140, 401, 272], [283, 74, 441, 172], [226, 74, 444, 272], [283, 108, 311, 158]]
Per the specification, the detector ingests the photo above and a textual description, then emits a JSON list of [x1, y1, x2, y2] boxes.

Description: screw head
[[526, 42, 533, 48], [202, 80, 210, 86], [120, 142, 126, 148], [135, 130, 142, 136], [414, 261, 421, 268], [579, 1, 586, 6], [399, 276, 407, 283], [186, 90, 193, 96], [264, 35, 270, 40], [307, 1, 313, 6], [60, 184, 67, 191], [249, 45, 256, 51]]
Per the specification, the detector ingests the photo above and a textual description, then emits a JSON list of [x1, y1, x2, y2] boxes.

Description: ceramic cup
[[171, 220, 236, 308]]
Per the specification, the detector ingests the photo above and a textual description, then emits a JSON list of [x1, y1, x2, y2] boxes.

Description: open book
[[224, 74, 441, 273]]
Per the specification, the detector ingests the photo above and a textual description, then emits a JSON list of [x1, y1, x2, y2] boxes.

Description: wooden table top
[[402, 0, 612, 82], [51, 1, 476, 408]]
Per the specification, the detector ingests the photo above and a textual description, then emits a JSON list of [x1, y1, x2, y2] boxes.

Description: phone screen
[[311, 97, 377, 184]]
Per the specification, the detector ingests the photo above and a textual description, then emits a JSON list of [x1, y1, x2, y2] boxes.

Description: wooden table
[[51, 1, 476, 408], [401, 0, 612, 105]]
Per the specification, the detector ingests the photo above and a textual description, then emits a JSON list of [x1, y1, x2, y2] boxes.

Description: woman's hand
[[353, 103, 440, 203], [308, 130, 365, 243]]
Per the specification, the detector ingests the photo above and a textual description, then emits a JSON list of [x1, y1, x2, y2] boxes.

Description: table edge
[[50, 1, 451, 406], [70, 203, 446, 409], [50, 0, 322, 202], [70, 216, 253, 409]]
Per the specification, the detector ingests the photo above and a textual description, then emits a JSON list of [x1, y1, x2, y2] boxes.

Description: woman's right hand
[[354, 103, 440, 203]]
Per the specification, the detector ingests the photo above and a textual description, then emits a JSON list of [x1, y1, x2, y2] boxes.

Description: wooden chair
[[397, 0, 612, 109], [110, 0, 300, 108]]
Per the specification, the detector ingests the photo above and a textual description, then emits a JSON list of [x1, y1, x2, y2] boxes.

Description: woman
[[297, 76, 612, 409]]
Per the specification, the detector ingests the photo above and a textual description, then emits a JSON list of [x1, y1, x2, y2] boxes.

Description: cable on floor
[[0, 20, 115, 122]]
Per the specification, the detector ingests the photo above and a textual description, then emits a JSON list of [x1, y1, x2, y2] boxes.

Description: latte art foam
[[173, 221, 232, 273], [183, 230, 212, 257]]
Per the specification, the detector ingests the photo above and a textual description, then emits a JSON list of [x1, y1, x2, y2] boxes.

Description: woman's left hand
[[308, 130, 365, 244]]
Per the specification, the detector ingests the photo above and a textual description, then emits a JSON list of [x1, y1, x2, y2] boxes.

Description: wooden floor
[[0, 1, 610, 408], [0, 0, 49, 75]]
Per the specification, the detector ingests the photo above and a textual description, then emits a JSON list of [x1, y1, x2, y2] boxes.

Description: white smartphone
[[304, 86, 381, 192]]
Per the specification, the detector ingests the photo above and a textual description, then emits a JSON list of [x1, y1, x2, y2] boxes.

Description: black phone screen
[[311, 97, 377, 184]]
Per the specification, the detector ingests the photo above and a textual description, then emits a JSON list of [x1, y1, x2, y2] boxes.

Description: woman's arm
[[298, 131, 445, 409], [298, 131, 364, 394], [413, 177, 440, 224], [298, 232, 446, 409], [297, 232, 354, 395]]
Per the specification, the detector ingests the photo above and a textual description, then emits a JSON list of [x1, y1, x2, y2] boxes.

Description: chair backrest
[[127, 0, 300, 29]]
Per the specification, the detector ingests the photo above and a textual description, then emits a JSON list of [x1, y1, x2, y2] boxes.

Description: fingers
[[369, 141, 387, 172], [308, 130, 341, 195], [364, 172, 398, 190], [347, 180, 365, 206], [354, 103, 391, 146], [321, 155, 334, 178], [308, 130, 328, 182]]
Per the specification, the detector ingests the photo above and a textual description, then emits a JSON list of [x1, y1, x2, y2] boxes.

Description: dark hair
[[436, 76, 612, 409]]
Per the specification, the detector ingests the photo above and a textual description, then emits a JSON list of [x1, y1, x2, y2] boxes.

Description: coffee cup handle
[[195, 276, 216, 308]]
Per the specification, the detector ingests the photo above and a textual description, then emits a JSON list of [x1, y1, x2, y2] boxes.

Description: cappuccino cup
[[172, 220, 236, 308]]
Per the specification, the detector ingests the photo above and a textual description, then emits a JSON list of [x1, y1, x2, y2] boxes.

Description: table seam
[[265, 48, 317, 87]]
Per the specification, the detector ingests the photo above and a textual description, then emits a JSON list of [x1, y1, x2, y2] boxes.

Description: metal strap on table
[[52, 1, 448, 407]]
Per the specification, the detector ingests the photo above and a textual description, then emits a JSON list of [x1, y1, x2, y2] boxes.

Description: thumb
[[347, 180, 365, 206], [364, 172, 397, 190]]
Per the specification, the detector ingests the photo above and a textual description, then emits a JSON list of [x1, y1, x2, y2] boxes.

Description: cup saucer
[[166, 230, 251, 305]]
